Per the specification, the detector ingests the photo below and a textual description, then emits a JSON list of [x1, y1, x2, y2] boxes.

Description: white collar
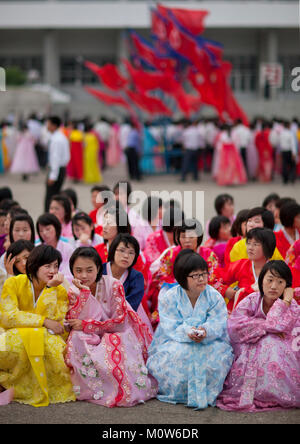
[[106, 262, 128, 284]]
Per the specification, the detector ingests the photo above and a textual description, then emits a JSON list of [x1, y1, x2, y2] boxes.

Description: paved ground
[[0, 164, 299, 424]]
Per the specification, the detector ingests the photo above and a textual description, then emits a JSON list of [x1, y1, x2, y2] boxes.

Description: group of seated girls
[[0, 185, 299, 412]]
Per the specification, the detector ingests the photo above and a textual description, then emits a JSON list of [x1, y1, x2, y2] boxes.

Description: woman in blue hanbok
[[147, 249, 233, 409]]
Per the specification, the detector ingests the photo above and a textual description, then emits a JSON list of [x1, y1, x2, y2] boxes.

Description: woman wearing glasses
[[147, 249, 233, 409], [102, 233, 152, 332]]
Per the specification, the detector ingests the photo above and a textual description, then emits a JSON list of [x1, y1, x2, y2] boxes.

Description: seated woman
[[143, 205, 184, 264], [147, 249, 233, 409], [147, 218, 219, 326], [64, 247, 158, 407], [275, 202, 300, 259], [217, 260, 300, 412], [104, 233, 153, 332], [4, 239, 34, 278], [49, 194, 73, 239], [0, 244, 75, 406], [211, 227, 276, 313], [286, 239, 300, 303], [204, 215, 232, 267], [71, 211, 103, 248], [36, 213, 74, 284], [229, 207, 283, 262]]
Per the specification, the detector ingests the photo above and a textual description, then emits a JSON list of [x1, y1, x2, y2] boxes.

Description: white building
[[0, 0, 299, 119]]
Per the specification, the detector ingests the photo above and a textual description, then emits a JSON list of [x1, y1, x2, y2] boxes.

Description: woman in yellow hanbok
[[0, 244, 75, 406], [83, 125, 102, 184]]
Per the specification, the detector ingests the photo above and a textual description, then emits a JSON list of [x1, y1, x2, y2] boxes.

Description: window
[[225, 55, 258, 92], [60, 55, 116, 84]]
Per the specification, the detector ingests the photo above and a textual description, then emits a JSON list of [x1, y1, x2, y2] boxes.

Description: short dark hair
[[214, 194, 234, 215], [208, 216, 231, 240], [231, 209, 249, 237], [258, 260, 293, 298], [0, 187, 13, 203], [61, 188, 78, 209], [0, 199, 20, 211], [72, 212, 95, 240], [36, 213, 62, 242], [48, 116, 61, 128], [113, 181, 132, 205], [173, 249, 208, 290], [246, 227, 276, 260], [50, 194, 72, 224], [262, 193, 280, 208], [6, 240, 35, 275], [174, 218, 203, 247], [162, 206, 184, 233], [104, 204, 131, 237], [9, 214, 35, 244], [247, 207, 275, 230], [26, 244, 62, 282], [275, 197, 296, 210], [141, 196, 163, 224], [279, 202, 300, 228], [108, 233, 140, 268], [69, 247, 103, 282]]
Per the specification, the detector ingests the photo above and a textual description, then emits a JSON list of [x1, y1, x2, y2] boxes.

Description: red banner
[[157, 4, 208, 35], [85, 61, 128, 90]]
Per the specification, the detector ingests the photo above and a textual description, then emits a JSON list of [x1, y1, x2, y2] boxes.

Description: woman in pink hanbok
[[10, 124, 40, 180], [213, 126, 247, 186], [64, 247, 158, 407], [217, 260, 300, 412], [106, 122, 121, 167]]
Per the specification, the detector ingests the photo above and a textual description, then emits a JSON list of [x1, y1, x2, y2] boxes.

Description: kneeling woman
[[0, 244, 75, 406], [217, 260, 300, 412], [147, 250, 233, 409], [64, 247, 158, 407]]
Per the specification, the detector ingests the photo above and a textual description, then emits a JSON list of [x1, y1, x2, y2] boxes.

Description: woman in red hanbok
[[286, 239, 300, 303], [255, 123, 273, 182], [67, 126, 83, 181], [143, 206, 184, 264], [213, 127, 247, 186], [224, 209, 249, 266], [147, 219, 219, 327], [204, 216, 232, 268], [211, 228, 277, 313], [275, 202, 300, 259]]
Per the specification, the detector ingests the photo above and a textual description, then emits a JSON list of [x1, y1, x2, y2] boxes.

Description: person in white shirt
[[232, 119, 251, 176], [44, 116, 70, 211], [279, 120, 297, 184], [181, 120, 200, 182]]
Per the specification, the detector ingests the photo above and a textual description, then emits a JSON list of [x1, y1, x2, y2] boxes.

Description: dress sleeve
[[265, 298, 298, 334], [81, 281, 127, 334], [158, 288, 193, 343], [200, 292, 229, 344], [125, 271, 144, 312], [210, 261, 242, 298], [0, 277, 45, 329], [227, 294, 267, 344]]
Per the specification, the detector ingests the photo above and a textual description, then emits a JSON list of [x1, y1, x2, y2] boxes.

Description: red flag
[[157, 4, 208, 35], [130, 32, 176, 72], [85, 87, 131, 109], [125, 88, 172, 116], [84, 61, 128, 91]]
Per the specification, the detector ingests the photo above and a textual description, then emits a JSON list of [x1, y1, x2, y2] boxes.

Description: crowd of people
[[0, 114, 299, 186], [0, 182, 299, 412]]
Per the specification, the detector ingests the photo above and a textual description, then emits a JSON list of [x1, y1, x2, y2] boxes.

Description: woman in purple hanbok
[[217, 260, 300, 412], [64, 247, 158, 407]]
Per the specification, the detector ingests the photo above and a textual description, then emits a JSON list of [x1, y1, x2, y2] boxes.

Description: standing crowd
[[1, 114, 299, 186], [0, 180, 299, 412]]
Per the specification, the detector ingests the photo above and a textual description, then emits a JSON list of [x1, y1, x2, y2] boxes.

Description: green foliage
[[6, 66, 26, 86]]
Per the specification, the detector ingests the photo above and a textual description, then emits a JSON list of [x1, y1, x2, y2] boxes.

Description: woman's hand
[[68, 319, 83, 331], [188, 327, 207, 343], [72, 279, 90, 291], [47, 272, 64, 288], [43, 318, 65, 335], [4, 253, 15, 276], [225, 287, 236, 300], [283, 288, 294, 306]]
